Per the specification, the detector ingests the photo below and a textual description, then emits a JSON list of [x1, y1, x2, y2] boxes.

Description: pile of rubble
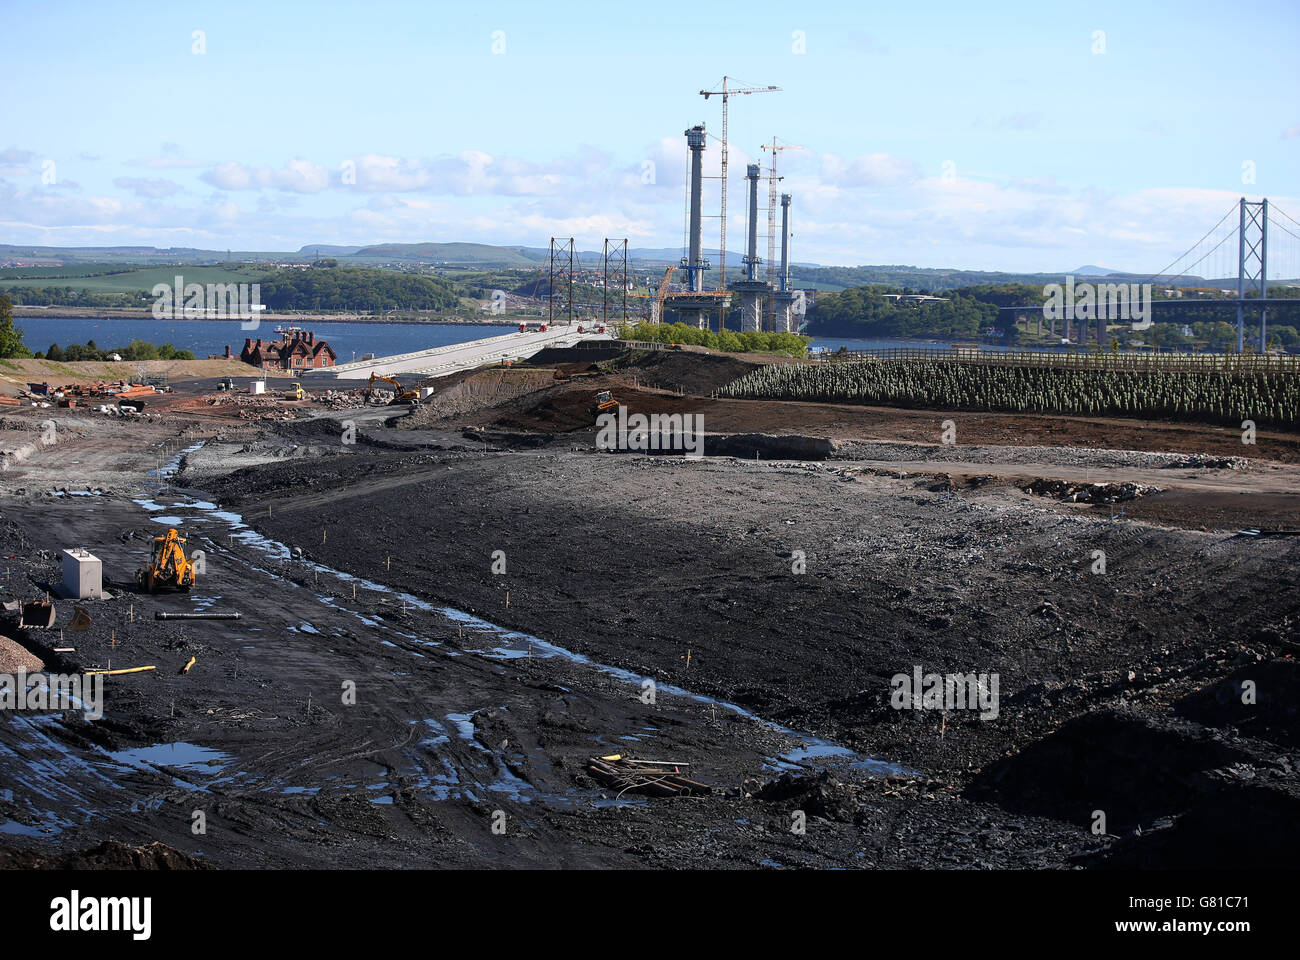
[[1023, 478, 1159, 504], [204, 394, 299, 421], [315, 390, 365, 409], [1163, 454, 1249, 471]]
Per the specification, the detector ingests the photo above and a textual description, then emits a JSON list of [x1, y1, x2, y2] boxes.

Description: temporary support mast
[[602, 238, 628, 326], [548, 237, 574, 327]]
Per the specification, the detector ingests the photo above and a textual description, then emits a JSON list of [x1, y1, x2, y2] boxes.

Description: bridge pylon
[[1236, 198, 1268, 352]]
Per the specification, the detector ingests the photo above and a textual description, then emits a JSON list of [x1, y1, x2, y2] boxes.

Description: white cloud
[[819, 152, 920, 188], [202, 159, 331, 193], [114, 176, 184, 199]]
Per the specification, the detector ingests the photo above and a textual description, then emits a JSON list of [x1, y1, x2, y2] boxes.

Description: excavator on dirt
[[590, 390, 618, 421], [366, 373, 421, 406], [136, 528, 196, 593]]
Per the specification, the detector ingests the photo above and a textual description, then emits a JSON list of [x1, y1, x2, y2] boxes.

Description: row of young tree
[[620, 321, 809, 357]]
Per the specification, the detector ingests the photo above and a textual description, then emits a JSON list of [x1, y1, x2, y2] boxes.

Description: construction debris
[[1023, 478, 1159, 504], [586, 754, 711, 798]]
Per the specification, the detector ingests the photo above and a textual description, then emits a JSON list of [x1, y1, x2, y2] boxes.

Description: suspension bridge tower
[[1237, 198, 1268, 353]]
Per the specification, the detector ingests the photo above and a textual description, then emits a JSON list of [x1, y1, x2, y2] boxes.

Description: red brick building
[[239, 329, 336, 372]]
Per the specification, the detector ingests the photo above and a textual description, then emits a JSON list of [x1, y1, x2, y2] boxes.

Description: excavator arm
[[366, 373, 420, 405]]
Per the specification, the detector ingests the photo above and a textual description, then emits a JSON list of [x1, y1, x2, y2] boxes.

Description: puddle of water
[[445, 712, 479, 742], [109, 742, 233, 776]]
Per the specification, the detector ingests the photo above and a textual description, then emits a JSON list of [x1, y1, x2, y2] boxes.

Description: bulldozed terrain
[[0, 346, 1297, 869]]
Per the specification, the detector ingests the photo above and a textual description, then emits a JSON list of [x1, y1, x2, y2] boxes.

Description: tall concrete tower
[[731, 163, 769, 332], [779, 193, 791, 291], [670, 122, 732, 330], [683, 125, 708, 294], [773, 193, 797, 333]]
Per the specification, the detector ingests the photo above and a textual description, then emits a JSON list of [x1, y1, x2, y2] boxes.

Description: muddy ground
[[1, 349, 1298, 869]]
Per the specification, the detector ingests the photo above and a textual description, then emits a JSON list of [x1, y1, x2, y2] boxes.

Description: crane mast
[[699, 77, 780, 292]]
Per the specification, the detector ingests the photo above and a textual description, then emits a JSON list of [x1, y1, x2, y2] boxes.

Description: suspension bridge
[[1000, 197, 1300, 352]]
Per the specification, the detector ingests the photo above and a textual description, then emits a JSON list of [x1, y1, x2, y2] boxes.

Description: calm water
[[15, 315, 1026, 359], [14, 317, 515, 362]]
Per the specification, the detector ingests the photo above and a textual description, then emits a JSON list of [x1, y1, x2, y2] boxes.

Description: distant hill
[[1072, 264, 1124, 276], [351, 242, 550, 265], [298, 244, 365, 256]]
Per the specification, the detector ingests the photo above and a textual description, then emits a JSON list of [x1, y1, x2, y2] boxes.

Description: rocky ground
[[0, 348, 1297, 869]]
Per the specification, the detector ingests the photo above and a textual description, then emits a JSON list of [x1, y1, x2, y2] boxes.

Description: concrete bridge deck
[[306, 324, 612, 380]]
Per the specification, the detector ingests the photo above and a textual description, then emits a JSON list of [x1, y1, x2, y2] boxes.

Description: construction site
[[0, 315, 1297, 871], [0, 84, 1298, 876]]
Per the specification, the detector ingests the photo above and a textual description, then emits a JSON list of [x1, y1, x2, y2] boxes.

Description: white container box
[[61, 548, 103, 600], [251, 380, 266, 395]]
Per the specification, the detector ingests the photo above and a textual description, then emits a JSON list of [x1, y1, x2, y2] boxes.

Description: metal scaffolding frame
[[548, 237, 574, 327]]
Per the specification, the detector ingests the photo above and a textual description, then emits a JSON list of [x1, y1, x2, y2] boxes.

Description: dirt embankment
[[0, 358, 286, 395]]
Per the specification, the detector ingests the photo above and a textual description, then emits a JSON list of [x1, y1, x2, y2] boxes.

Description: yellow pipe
[[85, 665, 157, 676]]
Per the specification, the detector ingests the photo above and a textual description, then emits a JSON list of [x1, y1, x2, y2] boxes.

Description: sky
[[2, 0, 1298, 272]]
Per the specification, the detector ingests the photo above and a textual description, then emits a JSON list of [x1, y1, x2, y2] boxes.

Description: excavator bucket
[[20, 599, 56, 629], [68, 604, 92, 631]]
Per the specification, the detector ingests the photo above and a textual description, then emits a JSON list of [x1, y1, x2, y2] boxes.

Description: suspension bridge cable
[[1270, 220, 1300, 245], [1131, 203, 1239, 286], [1268, 203, 1300, 230], [1161, 229, 1238, 285]]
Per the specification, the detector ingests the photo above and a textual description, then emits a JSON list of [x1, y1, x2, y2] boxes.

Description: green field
[[0, 264, 264, 293]]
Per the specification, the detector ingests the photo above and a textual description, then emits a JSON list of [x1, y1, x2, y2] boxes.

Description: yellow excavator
[[590, 389, 618, 421], [366, 373, 421, 406], [137, 528, 196, 593]]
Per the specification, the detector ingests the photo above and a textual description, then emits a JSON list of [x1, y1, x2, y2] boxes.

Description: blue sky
[[2, 0, 1298, 271]]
